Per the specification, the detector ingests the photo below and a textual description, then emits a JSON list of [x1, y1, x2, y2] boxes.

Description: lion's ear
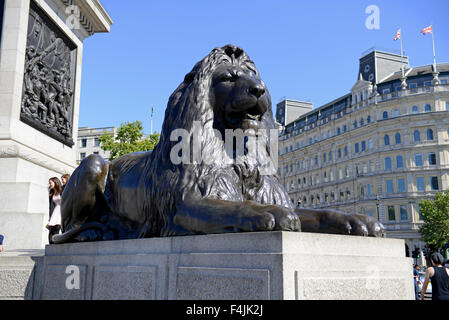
[[184, 72, 196, 84]]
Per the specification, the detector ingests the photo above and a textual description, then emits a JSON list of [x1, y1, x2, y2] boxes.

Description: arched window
[[426, 128, 434, 140], [412, 105, 419, 114], [384, 135, 390, 146], [382, 111, 388, 119], [424, 104, 432, 112], [395, 132, 401, 144], [414, 130, 421, 142]]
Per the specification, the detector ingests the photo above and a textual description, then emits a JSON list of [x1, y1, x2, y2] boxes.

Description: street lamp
[[376, 195, 380, 221]]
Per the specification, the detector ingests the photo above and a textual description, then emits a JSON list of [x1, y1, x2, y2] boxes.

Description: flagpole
[[400, 28, 404, 78], [150, 107, 153, 134], [431, 24, 437, 72]]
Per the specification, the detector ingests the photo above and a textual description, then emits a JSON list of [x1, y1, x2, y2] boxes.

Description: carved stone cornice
[[0, 143, 76, 174]]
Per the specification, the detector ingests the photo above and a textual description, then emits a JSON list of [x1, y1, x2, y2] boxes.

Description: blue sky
[[78, 0, 449, 134]]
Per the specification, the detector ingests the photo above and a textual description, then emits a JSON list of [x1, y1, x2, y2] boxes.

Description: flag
[[421, 25, 432, 35], [394, 29, 401, 41]]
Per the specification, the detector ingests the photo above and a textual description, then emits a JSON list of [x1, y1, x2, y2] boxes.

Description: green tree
[[99, 121, 160, 160], [419, 190, 449, 250]]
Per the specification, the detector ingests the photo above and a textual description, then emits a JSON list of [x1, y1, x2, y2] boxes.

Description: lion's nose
[[249, 84, 265, 98]]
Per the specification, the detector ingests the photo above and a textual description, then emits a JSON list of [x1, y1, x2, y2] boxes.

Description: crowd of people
[[46, 173, 70, 244]]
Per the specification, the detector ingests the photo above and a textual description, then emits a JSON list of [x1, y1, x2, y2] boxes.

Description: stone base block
[[36, 232, 414, 300]]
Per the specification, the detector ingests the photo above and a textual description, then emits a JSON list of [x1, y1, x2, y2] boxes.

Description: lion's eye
[[221, 73, 236, 82]]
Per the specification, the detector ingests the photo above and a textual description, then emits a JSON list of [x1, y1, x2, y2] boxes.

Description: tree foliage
[[98, 121, 160, 160], [419, 190, 449, 250]]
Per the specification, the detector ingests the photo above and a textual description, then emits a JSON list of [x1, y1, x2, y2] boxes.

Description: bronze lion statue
[[54, 45, 384, 244]]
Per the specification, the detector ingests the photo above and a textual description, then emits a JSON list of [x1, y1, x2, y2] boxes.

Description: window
[[424, 81, 432, 87], [388, 206, 396, 221], [384, 135, 390, 146], [430, 176, 439, 190], [368, 138, 373, 150], [81, 139, 87, 148], [343, 125, 347, 132], [428, 152, 437, 165], [424, 104, 432, 112], [395, 132, 401, 144], [329, 151, 333, 161], [80, 152, 86, 160], [382, 111, 388, 119], [360, 118, 364, 126], [400, 205, 408, 221], [446, 102, 449, 111], [353, 121, 357, 129], [426, 128, 434, 141], [384, 157, 392, 170], [393, 109, 400, 117], [386, 179, 394, 193], [396, 155, 404, 168], [285, 147, 288, 153], [290, 145, 293, 152], [383, 88, 390, 94], [361, 141, 366, 152], [367, 115, 371, 123], [338, 148, 342, 159], [344, 146, 348, 157], [414, 153, 423, 167], [323, 153, 327, 163], [337, 127, 341, 135], [314, 156, 318, 166], [309, 138, 312, 145], [416, 177, 425, 191], [366, 184, 372, 196], [93, 151, 99, 155], [398, 178, 406, 193], [94, 137, 100, 147], [409, 83, 417, 89], [412, 105, 419, 114], [354, 143, 359, 153], [413, 130, 421, 142]]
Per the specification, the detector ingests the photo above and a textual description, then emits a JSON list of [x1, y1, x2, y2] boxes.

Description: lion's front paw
[[254, 205, 301, 232]]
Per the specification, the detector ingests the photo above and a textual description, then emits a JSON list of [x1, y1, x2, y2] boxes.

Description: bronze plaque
[[20, 0, 77, 146]]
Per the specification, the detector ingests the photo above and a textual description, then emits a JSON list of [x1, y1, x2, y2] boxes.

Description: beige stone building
[[277, 49, 449, 257], [76, 126, 116, 163]]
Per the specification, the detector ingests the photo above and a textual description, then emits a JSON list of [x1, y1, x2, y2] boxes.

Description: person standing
[[47, 177, 63, 244], [61, 173, 70, 194], [420, 252, 449, 300], [413, 264, 420, 300]]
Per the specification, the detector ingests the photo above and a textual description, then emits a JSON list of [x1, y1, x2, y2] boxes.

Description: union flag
[[421, 25, 432, 35], [394, 29, 401, 41]]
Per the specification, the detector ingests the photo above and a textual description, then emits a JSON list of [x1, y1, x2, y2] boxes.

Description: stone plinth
[[0, 0, 112, 249], [35, 232, 414, 300]]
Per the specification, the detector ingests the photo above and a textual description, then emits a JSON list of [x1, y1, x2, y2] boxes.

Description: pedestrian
[[420, 252, 449, 300], [413, 264, 421, 300], [47, 177, 63, 244], [0, 234, 4, 252], [61, 173, 71, 193]]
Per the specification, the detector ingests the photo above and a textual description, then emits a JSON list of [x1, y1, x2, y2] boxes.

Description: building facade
[[277, 49, 449, 257], [76, 126, 116, 163]]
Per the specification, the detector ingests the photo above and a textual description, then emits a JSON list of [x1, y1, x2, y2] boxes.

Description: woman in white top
[[47, 177, 63, 244]]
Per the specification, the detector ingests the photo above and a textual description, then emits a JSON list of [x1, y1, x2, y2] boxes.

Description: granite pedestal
[[35, 232, 414, 300]]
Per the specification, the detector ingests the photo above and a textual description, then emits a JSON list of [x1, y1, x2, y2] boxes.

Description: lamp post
[[376, 195, 380, 221]]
